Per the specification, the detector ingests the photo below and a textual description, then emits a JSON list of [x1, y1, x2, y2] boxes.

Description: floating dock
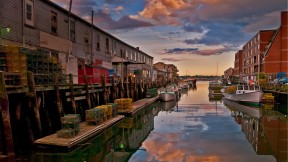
[[34, 115, 124, 151], [118, 96, 159, 116]]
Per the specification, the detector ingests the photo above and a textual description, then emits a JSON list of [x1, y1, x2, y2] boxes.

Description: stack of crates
[[114, 98, 132, 110], [0, 46, 7, 71], [85, 108, 104, 125], [57, 114, 81, 138], [98, 105, 113, 119], [4, 45, 22, 87], [95, 106, 108, 121], [108, 103, 118, 117]]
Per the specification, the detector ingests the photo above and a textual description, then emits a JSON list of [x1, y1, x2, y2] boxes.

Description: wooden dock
[[118, 96, 159, 116], [34, 115, 124, 151]]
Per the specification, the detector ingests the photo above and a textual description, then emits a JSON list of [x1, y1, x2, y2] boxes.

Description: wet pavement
[[5, 81, 288, 162]]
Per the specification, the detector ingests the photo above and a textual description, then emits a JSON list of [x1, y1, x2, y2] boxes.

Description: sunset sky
[[51, 0, 287, 76]]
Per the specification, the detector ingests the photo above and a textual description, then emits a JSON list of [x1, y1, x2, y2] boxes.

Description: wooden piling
[[53, 73, 63, 129], [0, 72, 14, 156], [111, 77, 116, 101], [101, 75, 107, 104], [126, 76, 130, 98], [27, 71, 42, 139], [69, 74, 77, 113], [84, 75, 91, 110]]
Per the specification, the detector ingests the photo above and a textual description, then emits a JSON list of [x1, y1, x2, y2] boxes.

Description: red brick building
[[242, 30, 274, 82], [262, 11, 288, 79], [234, 50, 243, 78], [233, 11, 288, 83]]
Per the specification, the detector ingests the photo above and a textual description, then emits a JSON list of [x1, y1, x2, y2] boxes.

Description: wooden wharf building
[[0, 0, 155, 156]]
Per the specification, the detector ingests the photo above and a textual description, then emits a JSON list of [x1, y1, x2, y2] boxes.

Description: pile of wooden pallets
[[114, 98, 132, 110], [57, 114, 81, 138]]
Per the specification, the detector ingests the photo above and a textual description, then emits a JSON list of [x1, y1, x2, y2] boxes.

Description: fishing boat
[[159, 87, 176, 102], [223, 85, 264, 103]]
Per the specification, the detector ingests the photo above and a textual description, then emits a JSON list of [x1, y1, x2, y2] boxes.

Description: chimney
[[281, 11, 287, 26]]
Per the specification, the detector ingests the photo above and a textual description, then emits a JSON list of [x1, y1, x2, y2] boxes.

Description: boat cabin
[[236, 85, 261, 94]]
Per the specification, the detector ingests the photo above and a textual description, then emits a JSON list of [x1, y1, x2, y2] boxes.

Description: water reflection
[[224, 99, 288, 162]]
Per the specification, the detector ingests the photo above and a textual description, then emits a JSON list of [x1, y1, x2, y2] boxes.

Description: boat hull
[[159, 92, 176, 102], [223, 91, 263, 103]]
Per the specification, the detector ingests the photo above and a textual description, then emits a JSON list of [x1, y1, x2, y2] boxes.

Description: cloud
[[162, 46, 236, 56], [183, 22, 249, 46], [161, 58, 181, 62], [114, 6, 124, 12], [165, 48, 199, 54], [93, 9, 153, 30]]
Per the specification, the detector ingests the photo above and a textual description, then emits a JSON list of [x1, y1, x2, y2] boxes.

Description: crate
[[62, 114, 81, 123], [57, 129, 76, 138], [85, 108, 104, 126], [100, 105, 113, 119], [95, 107, 107, 121], [108, 103, 118, 117], [114, 98, 132, 110]]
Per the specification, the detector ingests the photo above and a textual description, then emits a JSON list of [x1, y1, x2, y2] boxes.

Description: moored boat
[[159, 88, 176, 102], [223, 85, 264, 103]]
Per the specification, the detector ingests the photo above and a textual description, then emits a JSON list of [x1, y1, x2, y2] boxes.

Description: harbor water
[[8, 81, 288, 162]]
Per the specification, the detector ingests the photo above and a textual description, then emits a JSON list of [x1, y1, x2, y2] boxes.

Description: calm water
[[10, 81, 288, 162]]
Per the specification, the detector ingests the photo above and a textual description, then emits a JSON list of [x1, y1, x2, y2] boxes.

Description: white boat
[[223, 85, 264, 103], [159, 88, 176, 102]]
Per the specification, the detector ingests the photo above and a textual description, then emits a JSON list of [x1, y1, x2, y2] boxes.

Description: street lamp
[[0, 27, 11, 46]]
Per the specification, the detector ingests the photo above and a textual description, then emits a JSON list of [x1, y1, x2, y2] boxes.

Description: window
[[69, 19, 75, 41], [105, 38, 109, 53], [96, 34, 100, 50], [51, 11, 57, 34], [84, 33, 89, 53], [25, 0, 34, 26]]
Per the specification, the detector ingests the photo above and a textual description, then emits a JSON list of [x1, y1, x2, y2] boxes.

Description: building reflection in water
[[224, 99, 288, 162]]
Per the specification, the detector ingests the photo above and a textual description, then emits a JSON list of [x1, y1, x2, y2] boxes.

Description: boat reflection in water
[[32, 103, 160, 162], [224, 99, 288, 162], [158, 100, 177, 112]]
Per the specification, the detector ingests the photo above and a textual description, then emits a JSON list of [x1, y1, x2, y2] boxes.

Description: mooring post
[[69, 74, 76, 113], [135, 77, 138, 100], [53, 73, 63, 129], [84, 75, 91, 109], [119, 78, 124, 98], [126, 76, 129, 98], [130, 76, 134, 101], [0, 72, 14, 156], [101, 75, 107, 104], [111, 77, 116, 101], [27, 71, 42, 139]]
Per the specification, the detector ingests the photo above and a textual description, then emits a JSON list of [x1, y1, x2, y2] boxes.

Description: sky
[[51, 0, 287, 76]]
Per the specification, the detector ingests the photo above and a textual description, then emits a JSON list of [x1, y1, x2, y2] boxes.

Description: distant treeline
[[180, 75, 223, 81]]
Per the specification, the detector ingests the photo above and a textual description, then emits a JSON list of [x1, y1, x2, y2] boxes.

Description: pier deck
[[34, 115, 124, 151], [118, 96, 159, 116]]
